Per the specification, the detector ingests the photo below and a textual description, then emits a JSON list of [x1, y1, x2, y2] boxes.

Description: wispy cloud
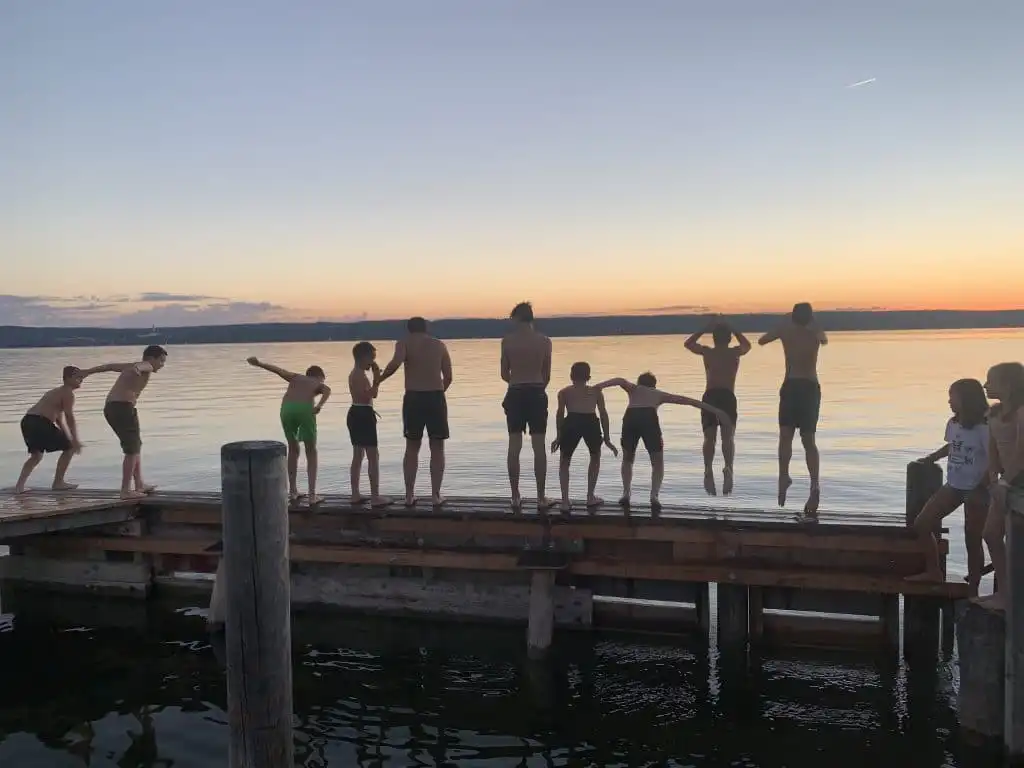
[[845, 77, 877, 89], [631, 304, 712, 315], [0, 293, 293, 328]]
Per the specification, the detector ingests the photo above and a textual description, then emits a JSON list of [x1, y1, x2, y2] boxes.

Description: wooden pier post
[[1005, 488, 1024, 760], [957, 600, 1006, 741], [527, 570, 556, 659], [904, 460, 943, 663], [221, 440, 293, 768]]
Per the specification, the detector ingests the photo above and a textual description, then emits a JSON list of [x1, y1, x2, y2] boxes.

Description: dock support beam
[[221, 440, 293, 768], [527, 570, 556, 659], [1005, 489, 1024, 760], [904, 460, 943, 663], [958, 600, 1005, 741]]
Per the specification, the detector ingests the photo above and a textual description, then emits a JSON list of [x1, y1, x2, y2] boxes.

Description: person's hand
[[919, 455, 936, 464], [604, 437, 619, 457], [370, 362, 382, 381], [71, 440, 82, 455], [550, 438, 560, 453], [313, 405, 322, 416], [246, 356, 259, 366]]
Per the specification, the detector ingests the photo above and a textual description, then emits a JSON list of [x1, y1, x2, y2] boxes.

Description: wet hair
[[791, 303, 813, 327], [407, 316, 427, 333], [62, 365, 81, 383], [711, 324, 732, 346], [570, 362, 591, 382], [510, 301, 534, 323], [950, 378, 988, 429], [637, 371, 657, 388], [142, 344, 167, 360], [989, 362, 1024, 412], [352, 341, 376, 361], [305, 365, 326, 379]]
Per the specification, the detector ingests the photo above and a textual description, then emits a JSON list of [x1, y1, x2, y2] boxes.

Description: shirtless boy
[[247, 356, 331, 505], [378, 317, 453, 507], [347, 341, 391, 508], [551, 362, 619, 512], [594, 373, 733, 513], [757, 302, 828, 517], [501, 301, 554, 511], [13, 366, 87, 494], [684, 315, 751, 496], [79, 345, 167, 499]]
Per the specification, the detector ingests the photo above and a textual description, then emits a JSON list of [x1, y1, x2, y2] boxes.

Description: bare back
[[27, 386, 72, 423], [106, 369, 150, 405], [403, 333, 449, 392], [502, 327, 551, 386], [562, 384, 600, 414], [626, 386, 664, 410], [701, 348, 742, 391], [282, 375, 326, 404], [779, 325, 823, 381]]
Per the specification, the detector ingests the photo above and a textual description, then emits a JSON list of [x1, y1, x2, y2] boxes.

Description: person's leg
[[558, 450, 572, 511], [978, 489, 1008, 608], [586, 448, 602, 506], [404, 439, 422, 506], [777, 427, 795, 506], [964, 491, 989, 597], [429, 438, 446, 504], [367, 448, 390, 507], [350, 446, 365, 503], [800, 429, 820, 516], [286, 439, 300, 499], [620, 450, 635, 504], [650, 451, 665, 504], [702, 426, 717, 496], [906, 485, 962, 580], [121, 454, 143, 499], [52, 449, 76, 490], [303, 440, 320, 502], [507, 432, 523, 508], [14, 452, 43, 494], [721, 393, 737, 495], [531, 432, 549, 508]]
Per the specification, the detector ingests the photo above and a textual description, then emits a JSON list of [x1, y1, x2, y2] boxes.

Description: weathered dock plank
[[0, 490, 137, 539]]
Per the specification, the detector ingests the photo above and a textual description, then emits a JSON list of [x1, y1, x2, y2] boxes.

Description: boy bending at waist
[[594, 373, 734, 513], [81, 344, 168, 499], [347, 342, 391, 508], [13, 366, 88, 494], [551, 362, 619, 513], [247, 356, 331, 506]]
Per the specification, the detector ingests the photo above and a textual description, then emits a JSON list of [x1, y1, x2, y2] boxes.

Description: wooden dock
[[0, 476, 967, 658]]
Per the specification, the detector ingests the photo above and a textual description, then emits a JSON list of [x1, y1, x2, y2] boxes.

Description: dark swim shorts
[[621, 407, 663, 454], [103, 401, 142, 455], [701, 387, 738, 431], [559, 412, 603, 458], [20, 414, 71, 454], [403, 390, 449, 441], [503, 384, 548, 435], [347, 405, 379, 448], [778, 378, 821, 435]]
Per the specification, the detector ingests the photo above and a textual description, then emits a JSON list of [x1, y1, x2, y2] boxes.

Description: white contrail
[[846, 77, 877, 89]]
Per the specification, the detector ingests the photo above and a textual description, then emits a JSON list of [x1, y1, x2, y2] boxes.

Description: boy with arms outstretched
[[13, 366, 87, 494], [347, 342, 391, 508], [595, 373, 733, 513], [247, 356, 331, 505], [81, 345, 168, 499], [550, 362, 618, 513]]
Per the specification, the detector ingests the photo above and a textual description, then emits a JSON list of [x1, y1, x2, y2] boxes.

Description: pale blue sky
[[2, 1, 1022, 326]]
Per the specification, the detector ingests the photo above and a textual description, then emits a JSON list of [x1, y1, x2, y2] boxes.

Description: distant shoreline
[[0, 309, 1021, 349]]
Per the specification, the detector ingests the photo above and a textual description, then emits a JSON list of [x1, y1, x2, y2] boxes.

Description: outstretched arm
[[812, 322, 829, 346], [758, 324, 783, 346], [920, 444, 950, 463], [593, 377, 635, 393], [733, 329, 752, 355], [378, 340, 407, 383], [658, 390, 734, 430], [80, 362, 133, 376], [246, 357, 295, 381]]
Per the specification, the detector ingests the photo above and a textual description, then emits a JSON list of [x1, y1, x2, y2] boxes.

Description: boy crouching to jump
[[348, 342, 392, 508], [247, 356, 331, 506], [13, 366, 87, 494], [551, 362, 618, 512]]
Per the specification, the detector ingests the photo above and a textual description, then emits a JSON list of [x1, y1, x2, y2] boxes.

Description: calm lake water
[[0, 329, 1020, 766]]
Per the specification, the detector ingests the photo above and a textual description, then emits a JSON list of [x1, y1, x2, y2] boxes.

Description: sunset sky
[[3, 1, 1022, 327]]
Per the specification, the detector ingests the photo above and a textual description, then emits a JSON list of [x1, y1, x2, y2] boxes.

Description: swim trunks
[[559, 412, 603, 458], [701, 387, 738, 431], [103, 401, 142, 455], [503, 384, 548, 434], [402, 390, 449, 441], [20, 414, 71, 454], [778, 378, 821, 435], [347, 404, 379, 448], [621, 407, 663, 454], [280, 401, 317, 443]]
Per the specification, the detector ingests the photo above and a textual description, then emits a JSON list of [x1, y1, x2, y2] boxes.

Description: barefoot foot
[[778, 475, 792, 506], [431, 495, 447, 507], [650, 497, 662, 516], [559, 500, 572, 514], [404, 495, 417, 508], [350, 495, 368, 505], [120, 490, 147, 500], [722, 467, 734, 496], [371, 495, 393, 509], [136, 484, 157, 494], [586, 496, 604, 508], [14, 486, 29, 495], [804, 486, 820, 517], [618, 495, 631, 508], [52, 482, 79, 491], [308, 494, 325, 507], [537, 497, 555, 512], [510, 496, 522, 513], [703, 471, 717, 496]]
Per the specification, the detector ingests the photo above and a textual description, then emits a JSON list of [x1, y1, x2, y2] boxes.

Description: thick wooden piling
[[1005, 488, 1024, 760], [957, 600, 1006, 740], [526, 570, 556, 659], [903, 460, 943, 663], [221, 440, 293, 768]]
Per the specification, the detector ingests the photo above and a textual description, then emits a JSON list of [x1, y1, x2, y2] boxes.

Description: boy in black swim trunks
[[13, 366, 87, 494], [551, 362, 619, 513], [347, 342, 391, 508], [684, 315, 751, 496], [595, 373, 733, 513]]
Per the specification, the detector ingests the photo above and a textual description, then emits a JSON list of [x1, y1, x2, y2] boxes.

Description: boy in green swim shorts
[[247, 356, 332, 505]]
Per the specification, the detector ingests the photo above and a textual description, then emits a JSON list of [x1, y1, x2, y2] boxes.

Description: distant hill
[[0, 309, 1021, 349]]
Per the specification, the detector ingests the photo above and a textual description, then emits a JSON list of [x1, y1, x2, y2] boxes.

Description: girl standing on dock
[[907, 378, 990, 593], [976, 362, 1024, 611]]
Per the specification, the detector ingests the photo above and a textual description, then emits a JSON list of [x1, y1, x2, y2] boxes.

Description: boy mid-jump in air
[[13, 366, 87, 494], [247, 356, 331, 505], [551, 362, 619, 512]]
